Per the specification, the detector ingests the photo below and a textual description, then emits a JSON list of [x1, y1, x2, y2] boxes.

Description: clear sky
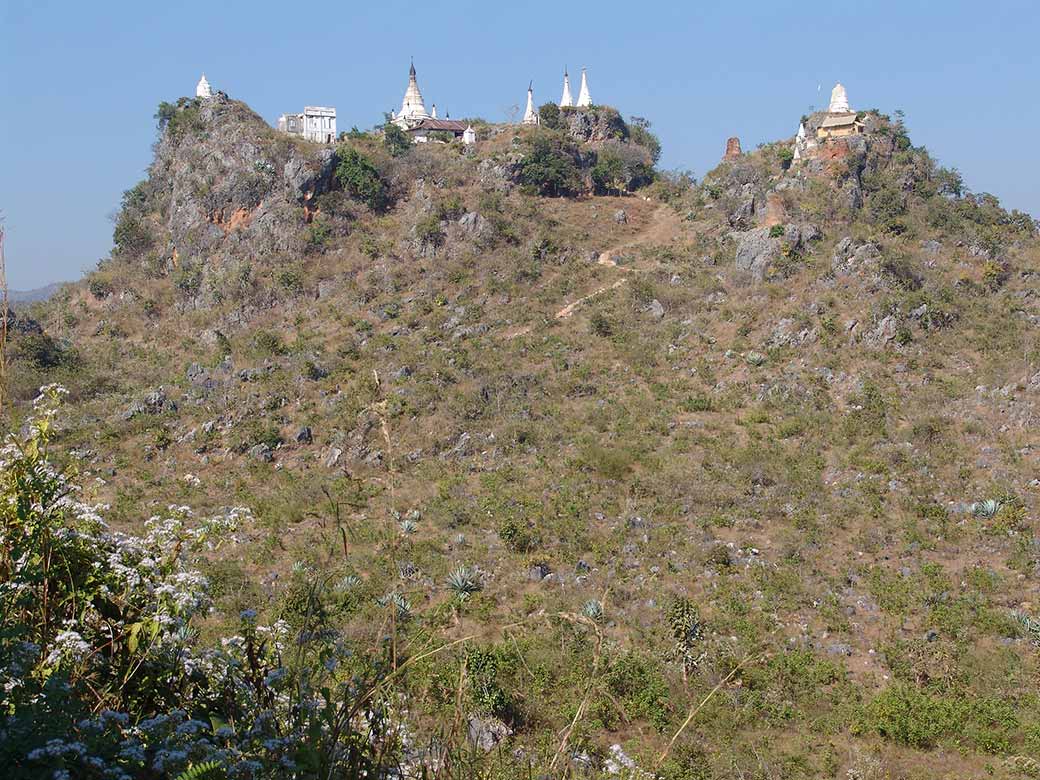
[[2, 0, 1038, 289]]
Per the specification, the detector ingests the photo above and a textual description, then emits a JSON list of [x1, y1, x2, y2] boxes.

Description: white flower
[[44, 630, 91, 666]]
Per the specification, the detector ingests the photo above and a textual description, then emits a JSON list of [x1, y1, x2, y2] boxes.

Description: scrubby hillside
[[5, 94, 1040, 779]]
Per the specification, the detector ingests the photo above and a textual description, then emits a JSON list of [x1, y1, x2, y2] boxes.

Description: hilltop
[[4, 90, 1040, 779]]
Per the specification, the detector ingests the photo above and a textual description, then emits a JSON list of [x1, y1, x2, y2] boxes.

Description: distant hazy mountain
[[9, 283, 64, 305]]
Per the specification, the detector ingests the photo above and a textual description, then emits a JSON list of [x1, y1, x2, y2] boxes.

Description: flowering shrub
[[0, 387, 402, 779]]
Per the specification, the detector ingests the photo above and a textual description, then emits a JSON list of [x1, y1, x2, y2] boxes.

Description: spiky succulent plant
[[581, 599, 605, 622], [445, 565, 482, 601], [971, 499, 1001, 519]]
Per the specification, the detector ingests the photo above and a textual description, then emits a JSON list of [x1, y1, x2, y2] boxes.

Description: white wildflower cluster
[[3, 387, 405, 778], [43, 629, 92, 667]]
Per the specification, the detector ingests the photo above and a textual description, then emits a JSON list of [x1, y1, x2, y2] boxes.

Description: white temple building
[[792, 122, 808, 161], [828, 82, 851, 114], [277, 107, 337, 144], [390, 61, 470, 143], [559, 69, 574, 108], [392, 61, 431, 129], [522, 83, 539, 125], [195, 73, 213, 99], [576, 68, 592, 108], [463, 126, 477, 145], [817, 82, 863, 140]]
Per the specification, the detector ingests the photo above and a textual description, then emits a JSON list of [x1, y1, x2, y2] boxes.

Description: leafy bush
[[173, 263, 203, 299], [413, 213, 444, 248], [382, 122, 412, 157], [627, 116, 662, 163], [335, 147, 389, 211], [517, 130, 582, 197], [305, 219, 331, 249], [537, 102, 562, 130], [867, 684, 1018, 751], [12, 333, 73, 370], [465, 647, 509, 717], [605, 653, 671, 731], [252, 328, 285, 356], [113, 213, 155, 257], [0, 387, 405, 778], [591, 141, 654, 195]]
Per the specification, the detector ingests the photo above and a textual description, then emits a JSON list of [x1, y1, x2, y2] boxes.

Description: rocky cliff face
[[562, 105, 628, 144], [115, 94, 340, 287]]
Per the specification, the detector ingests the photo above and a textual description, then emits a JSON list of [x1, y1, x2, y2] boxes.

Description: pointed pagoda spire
[[576, 68, 592, 108], [195, 73, 212, 99], [828, 82, 851, 113], [431, 103, 437, 119], [560, 69, 574, 108], [522, 81, 538, 125], [793, 123, 806, 161], [397, 59, 429, 126]]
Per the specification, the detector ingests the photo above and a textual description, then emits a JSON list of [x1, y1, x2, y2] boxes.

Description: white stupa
[[792, 122, 806, 161], [463, 125, 477, 145], [431, 103, 438, 119], [195, 73, 212, 99], [828, 82, 851, 114], [522, 82, 538, 125], [394, 61, 430, 128], [560, 69, 574, 107], [576, 68, 592, 108]]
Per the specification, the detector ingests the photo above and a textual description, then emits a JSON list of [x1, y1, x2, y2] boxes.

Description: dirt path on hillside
[[554, 205, 683, 319]]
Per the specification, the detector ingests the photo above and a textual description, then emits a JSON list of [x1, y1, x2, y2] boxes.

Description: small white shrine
[[576, 68, 592, 108], [522, 83, 539, 125], [195, 73, 213, 99]]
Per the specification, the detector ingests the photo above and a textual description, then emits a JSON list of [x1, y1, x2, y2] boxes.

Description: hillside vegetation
[[4, 93, 1040, 780]]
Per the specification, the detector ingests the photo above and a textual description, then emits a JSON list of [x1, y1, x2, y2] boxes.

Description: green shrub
[[276, 268, 304, 294], [173, 263, 203, 299], [867, 684, 1018, 751], [537, 102, 562, 130], [13, 333, 73, 370], [414, 214, 444, 247], [382, 122, 412, 157], [517, 130, 582, 196], [335, 146, 389, 210], [88, 278, 114, 299], [306, 219, 332, 249], [606, 652, 671, 731], [499, 515, 540, 553], [627, 116, 662, 163], [465, 647, 510, 717], [252, 329, 285, 356], [591, 151, 627, 195]]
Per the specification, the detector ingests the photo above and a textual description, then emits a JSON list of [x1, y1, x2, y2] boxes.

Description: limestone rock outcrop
[[731, 224, 821, 280], [115, 93, 343, 305]]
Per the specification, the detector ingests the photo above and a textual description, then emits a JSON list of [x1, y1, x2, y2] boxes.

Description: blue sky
[[2, 0, 1038, 289]]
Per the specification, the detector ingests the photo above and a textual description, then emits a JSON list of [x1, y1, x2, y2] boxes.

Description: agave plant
[[1015, 612, 1040, 648], [581, 599, 605, 622], [971, 499, 1001, 519], [336, 574, 362, 592], [445, 565, 482, 601], [377, 591, 412, 619], [399, 518, 418, 535]]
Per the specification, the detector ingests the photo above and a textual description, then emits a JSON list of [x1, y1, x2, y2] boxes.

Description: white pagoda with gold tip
[[392, 61, 431, 129]]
